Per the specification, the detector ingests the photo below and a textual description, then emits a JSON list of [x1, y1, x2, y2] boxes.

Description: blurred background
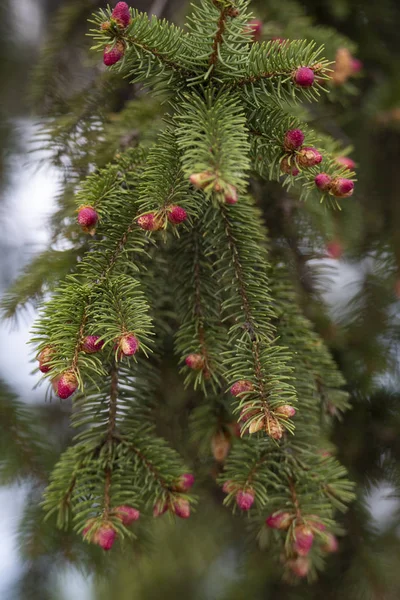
[[1, 0, 400, 598]]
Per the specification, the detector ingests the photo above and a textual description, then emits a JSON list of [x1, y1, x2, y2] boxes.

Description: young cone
[[57, 371, 78, 399], [114, 505, 140, 525], [111, 2, 131, 28]]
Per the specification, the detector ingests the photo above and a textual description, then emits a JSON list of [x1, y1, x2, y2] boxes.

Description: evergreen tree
[[2, 0, 400, 598]]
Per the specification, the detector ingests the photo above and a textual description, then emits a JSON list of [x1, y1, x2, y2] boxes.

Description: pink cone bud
[[326, 240, 343, 259], [247, 19, 263, 42], [297, 147, 323, 168], [294, 67, 315, 87], [308, 518, 326, 532], [266, 511, 292, 530], [176, 473, 195, 492], [351, 58, 363, 73], [78, 206, 98, 233], [119, 334, 139, 356], [321, 533, 339, 553], [95, 525, 117, 550], [224, 184, 238, 205], [230, 380, 253, 396], [189, 171, 212, 189], [57, 371, 78, 399], [137, 212, 162, 231], [280, 156, 299, 176], [111, 2, 131, 28], [236, 490, 255, 511], [222, 480, 237, 494], [38, 345, 54, 373], [287, 556, 310, 577], [211, 432, 231, 462], [103, 44, 124, 66], [336, 156, 356, 171], [275, 405, 296, 418], [82, 335, 104, 354], [114, 505, 140, 525], [185, 353, 204, 370], [293, 525, 314, 556], [330, 178, 354, 198], [267, 418, 284, 440], [315, 173, 332, 191], [239, 402, 258, 423], [153, 500, 168, 517], [168, 205, 187, 225], [284, 129, 305, 151], [173, 498, 190, 519]]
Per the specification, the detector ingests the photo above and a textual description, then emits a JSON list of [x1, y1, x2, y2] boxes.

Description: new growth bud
[[287, 556, 310, 578], [266, 511, 292, 530], [336, 156, 356, 171], [189, 172, 213, 189], [294, 67, 315, 87], [78, 206, 98, 234], [118, 333, 139, 357], [293, 525, 314, 556], [103, 43, 125, 66], [230, 380, 254, 396], [82, 336, 104, 354], [137, 212, 162, 231], [297, 147, 323, 168], [330, 178, 354, 198], [57, 371, 78, 399], [38, 346, 54, 373], [173, 498, 190, 519], [280, 156, 299, 176], [314, 173, 332, 191], [275, 405, 296, 418], [176, 473, 195, 492], [224, 184, 238, 205], [111, 2, 131, 28], [114, 505, 140, 525], [246, 19, 263, 42], [284, 129, 305, 151], [236, 490, 255, 511], [185, 353, 204, 370], [167, 205, 187, 224]]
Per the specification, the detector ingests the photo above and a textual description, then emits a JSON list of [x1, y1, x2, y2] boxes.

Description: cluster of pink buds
[[153, 497, 191, 519], [102, 3, 132, 66], [266, 512, 339, 578], [83, 503, 140, 550], [281, 128, 322, 177], [136, 206, 187, 231], [315, 173, 354, 197]]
